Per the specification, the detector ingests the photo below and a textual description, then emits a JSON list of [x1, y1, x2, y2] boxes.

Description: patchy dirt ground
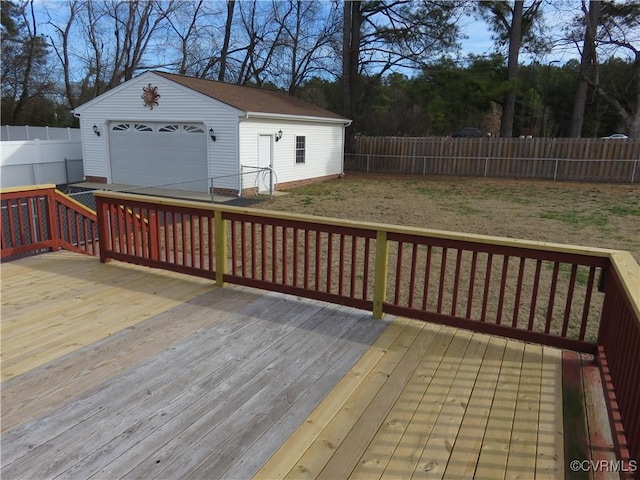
[[254, 172, 640, 262]]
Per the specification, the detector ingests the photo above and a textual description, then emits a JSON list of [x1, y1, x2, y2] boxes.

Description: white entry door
[[257, 135, 272, 194]]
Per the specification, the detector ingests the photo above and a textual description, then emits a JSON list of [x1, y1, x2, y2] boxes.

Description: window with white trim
[[295, 136, 305, 164]]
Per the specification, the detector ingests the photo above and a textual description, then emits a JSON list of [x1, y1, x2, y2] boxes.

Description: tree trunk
[[500, 0, 523, 138], [570, 0, 600, 138], [342, 1, 352, 121], [218, 0, 235, 82], [343, 1, 361, 150]]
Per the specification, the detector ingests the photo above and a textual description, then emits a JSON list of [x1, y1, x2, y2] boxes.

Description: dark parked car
[[451, 127, 483, 138]]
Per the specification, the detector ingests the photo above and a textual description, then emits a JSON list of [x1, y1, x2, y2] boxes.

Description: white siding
[[238, 117, 344, 189], [77, 72, 241, 192]]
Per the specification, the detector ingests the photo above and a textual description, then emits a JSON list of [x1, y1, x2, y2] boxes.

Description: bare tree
[[46, 0, 178, 108], [160, 0, 206, 75], [46, 0, 84, 108], [267, 0, 341, 95], [103, 0, 176, 87], [570, 0, 601, 137], [503, 0, 524, 138], [343, 0, 362, 136], [218, 0, 236, 82], [233, 1, 288, 86]]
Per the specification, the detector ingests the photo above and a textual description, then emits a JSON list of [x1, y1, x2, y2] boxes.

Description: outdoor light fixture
[[92, 125, 100, 137], [209, 128, 216, 141], [275, 129, 283, 142]]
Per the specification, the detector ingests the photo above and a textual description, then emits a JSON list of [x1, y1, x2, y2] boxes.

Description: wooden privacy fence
[[349, 136, 640, 183], [1, 185, 98, 258]]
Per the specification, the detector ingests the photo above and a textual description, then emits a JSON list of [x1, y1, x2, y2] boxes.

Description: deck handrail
[[3, 186, 635, 470], [92, 189, 639, 471], [1, 184, 99, 258]]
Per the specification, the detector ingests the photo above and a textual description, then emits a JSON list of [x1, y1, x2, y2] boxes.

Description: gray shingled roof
[[154, 71, 347, 121]]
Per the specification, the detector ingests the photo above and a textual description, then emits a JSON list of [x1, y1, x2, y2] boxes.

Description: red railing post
[[96, 197, 111, 263], [149, 210, 159, 261], [46, 187, 59, 252]]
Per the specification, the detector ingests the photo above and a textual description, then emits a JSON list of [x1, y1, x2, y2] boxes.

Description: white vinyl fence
[[1, 125, 81, 141], [1, 126, 83, 188]]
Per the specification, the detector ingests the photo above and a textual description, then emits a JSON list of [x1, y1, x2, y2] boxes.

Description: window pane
[[295, 136, 305, 164]]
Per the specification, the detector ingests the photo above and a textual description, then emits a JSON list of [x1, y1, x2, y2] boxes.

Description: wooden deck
[[0, 251, 605, 479]]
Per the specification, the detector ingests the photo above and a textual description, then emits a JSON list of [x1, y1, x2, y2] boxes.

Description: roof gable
[[153, 71, 347, 121]]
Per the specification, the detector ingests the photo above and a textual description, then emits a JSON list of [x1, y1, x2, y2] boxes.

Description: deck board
[[441, 336, 507, 480], [348, 325, 455, 480], [1, 252, 607, 480], [504, 343, 543, 479], [380, 329, 474, 479], [1, 251, 213, 381]]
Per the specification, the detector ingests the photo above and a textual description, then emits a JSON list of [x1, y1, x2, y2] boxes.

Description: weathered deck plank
[[1, 287, 261, 433], [1, 254, 391, 480]]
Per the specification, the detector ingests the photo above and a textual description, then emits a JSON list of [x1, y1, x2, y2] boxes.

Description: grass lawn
[[253, 172, 640, 263]]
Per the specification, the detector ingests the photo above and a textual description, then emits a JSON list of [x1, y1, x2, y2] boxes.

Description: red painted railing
[[96, 196, 216, 279], [1, 185, 98, 258], [90, 190, 638, 472], [382, 234, 610, 353], [597, 254, 640, 475], [224, 212, 376, 311]]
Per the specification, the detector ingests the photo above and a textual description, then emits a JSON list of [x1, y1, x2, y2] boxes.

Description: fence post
[[631, 160, 637, 184], [423, 156, 426, 175], [214, 209, 227, 287], [372, 229, 389, 319], [554, 158, 559, 181], [484, 157, 489, 177], [367, 154, 370, 173]]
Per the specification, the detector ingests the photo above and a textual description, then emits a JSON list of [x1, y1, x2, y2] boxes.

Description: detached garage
[[73, 71, 350, 196]]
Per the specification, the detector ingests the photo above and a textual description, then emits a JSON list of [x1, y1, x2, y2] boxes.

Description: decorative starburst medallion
[[142, 83, 160, 109]]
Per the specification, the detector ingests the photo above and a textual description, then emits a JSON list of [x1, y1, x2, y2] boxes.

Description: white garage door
[[109, 122, 208, 192]]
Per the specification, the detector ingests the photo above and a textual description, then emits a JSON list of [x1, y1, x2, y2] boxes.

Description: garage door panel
[[109, 123, 207, 192]]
